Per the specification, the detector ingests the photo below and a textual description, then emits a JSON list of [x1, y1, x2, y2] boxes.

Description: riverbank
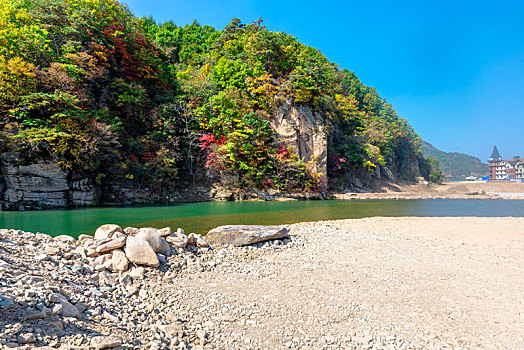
[[2, 180, 523, 212], [333, 181, 524, 200], [1, 217, 523, 349]]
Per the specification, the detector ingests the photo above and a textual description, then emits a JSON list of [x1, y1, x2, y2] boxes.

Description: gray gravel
[[1, 217, 523, 349]]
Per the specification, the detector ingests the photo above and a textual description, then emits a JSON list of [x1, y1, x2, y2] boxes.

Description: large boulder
[[206, 225, 290, 247], [135, 228, 171, 255], [94, 224, 122, 240], [124, 237, 159, 267]]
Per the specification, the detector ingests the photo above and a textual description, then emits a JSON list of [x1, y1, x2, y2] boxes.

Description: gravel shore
[[1, 217, 523, 349], [333, 181, 524, 200]]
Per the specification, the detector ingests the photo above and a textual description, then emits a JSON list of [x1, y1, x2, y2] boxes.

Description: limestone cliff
[[0, 153, 96, 210], [272, 101, 328, 177]]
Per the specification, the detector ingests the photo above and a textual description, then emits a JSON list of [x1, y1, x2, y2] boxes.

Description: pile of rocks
[[0, 224, 290, 349], [0, 225, 214, 349], [80, 224, 209, 271]]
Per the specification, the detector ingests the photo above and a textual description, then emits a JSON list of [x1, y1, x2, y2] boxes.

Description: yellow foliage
[[293, 88, 312, 103], [335, 93, 358, 119], [247, 72, 278, 108], [0, 55, 36, 112]]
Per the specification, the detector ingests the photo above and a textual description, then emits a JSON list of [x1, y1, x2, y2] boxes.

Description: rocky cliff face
[[271, 102, 425, 192], [272, 101, 328, 176], [0, 153, 96, 210], [334, 152, 426, 192]]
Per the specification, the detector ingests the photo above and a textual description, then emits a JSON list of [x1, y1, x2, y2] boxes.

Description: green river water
[[0, 199, 523, 238]]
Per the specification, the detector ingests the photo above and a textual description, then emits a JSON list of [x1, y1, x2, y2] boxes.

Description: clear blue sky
[[124, 0, 524, 161]]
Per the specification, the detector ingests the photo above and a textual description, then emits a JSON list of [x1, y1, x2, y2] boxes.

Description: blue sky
[[124, 0, 524, 161]]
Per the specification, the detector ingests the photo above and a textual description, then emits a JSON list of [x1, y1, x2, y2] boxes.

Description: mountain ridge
[[422, 141, 488, 178]]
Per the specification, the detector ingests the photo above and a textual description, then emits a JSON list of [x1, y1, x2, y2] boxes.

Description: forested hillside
[[422, 141, 488, 179], [0, 0, 428, 207]]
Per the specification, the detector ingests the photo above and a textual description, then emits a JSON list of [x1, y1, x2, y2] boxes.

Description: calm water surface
[[0, 199, 523, 238]]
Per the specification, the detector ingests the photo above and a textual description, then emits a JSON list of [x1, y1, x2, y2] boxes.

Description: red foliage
[[205, 152, 217, 169], [142, 152, 156, 162], [276, 146, 290, 160], [332, 156, 347, 171], [261, 178, 272, 188], [101, 24, 159, 81], [199, 134, 226, 151]]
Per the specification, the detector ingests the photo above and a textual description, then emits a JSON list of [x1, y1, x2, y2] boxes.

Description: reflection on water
[[0, 199, 523, 238]]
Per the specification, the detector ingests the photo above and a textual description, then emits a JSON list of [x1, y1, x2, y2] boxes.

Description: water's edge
[[1, 199, 523, 238]]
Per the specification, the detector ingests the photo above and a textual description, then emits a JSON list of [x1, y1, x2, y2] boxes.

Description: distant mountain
[[422, 141, 489, 178]]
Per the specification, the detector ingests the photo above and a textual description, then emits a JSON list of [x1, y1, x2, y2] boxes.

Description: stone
[[51, 320, 64, 331], [78, 234, 93, 243], [123, 227, 139, 236], [8, 323, 23, 335], [35, 232, 53, 241], [128, 266, 145, 278], [35, 254, 51, 262], [75, 301, 87, 313], [206, 225, 290, 247], [0, 295, 14, 309], [99, 271, 116, 285], [94, 224, 122, 240], [103, 310, 119, 323], [90, 336, 122, 349], [74, 246, 87, 259], [96, 236, 127, 253], [187, 233, 197, 246], [49, 292, 65, 303], [139, 289, 148, 299], [196, 236, 209, 248], [17, 333, 36, 344], [112, 249, 129, 272], [112, 231, 125, 238], [86, 246, 99, 258], [54, 235, 76, 244], [160, 324, 184, 338], [136, 228, 171, 255], [124, 237, 159, 267], [120, 274, 133, 287], [159, 227, 171, 237], [94, 254, 112, 267], [25, 310, 46, 320], [59, 298, 81, 318], [102, 258, 113, 270], [166, 233, 188, 248], [44, 245, 61, 255]]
